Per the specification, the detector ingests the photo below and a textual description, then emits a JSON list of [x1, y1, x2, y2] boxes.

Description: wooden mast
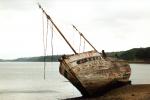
[[38, 4, 77, 54], [72, 25, 98, 52]]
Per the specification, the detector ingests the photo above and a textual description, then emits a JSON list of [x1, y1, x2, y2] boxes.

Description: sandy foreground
[[65, 84, 150, 100]]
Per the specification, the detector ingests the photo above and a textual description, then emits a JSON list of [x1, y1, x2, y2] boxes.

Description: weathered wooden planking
[[59, 50, 131, 96]]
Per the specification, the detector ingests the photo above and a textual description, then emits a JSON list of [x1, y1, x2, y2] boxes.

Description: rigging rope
[[51, 22, 54, 60], [42, 10, 54, 80], [46, 18, 49, 51], [83, 39, 85, 52], [42, 12, 49, 80], [42, 12, 46, 80], [79, 35, 81, 53]]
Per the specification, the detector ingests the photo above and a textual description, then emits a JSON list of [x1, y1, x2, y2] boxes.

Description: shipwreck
[[38, 4, 131, 96]]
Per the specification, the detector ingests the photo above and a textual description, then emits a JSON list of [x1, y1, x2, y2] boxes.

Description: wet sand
[[66, 84, 150, 100]]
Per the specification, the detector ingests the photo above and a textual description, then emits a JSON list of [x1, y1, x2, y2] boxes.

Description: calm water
[[0, 62, 149, 100]]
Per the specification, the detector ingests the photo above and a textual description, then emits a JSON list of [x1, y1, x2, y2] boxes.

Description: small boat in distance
[[38, 4, 131, 96]]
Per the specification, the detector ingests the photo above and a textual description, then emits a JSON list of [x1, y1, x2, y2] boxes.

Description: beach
[[66, 84, 150, 100]]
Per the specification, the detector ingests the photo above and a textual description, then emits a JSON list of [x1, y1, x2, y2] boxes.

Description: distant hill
[[10, 55, 62, 62], [0, 59, 5, 62], [0, 47, 150, 63], [107, 47, 150, 63]]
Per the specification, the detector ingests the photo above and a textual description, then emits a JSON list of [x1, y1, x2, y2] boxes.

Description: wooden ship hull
[[38, 5, 131, 96], [59, 50, 131, 96]]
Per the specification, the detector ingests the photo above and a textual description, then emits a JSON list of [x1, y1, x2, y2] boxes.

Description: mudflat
[[66, 84, 150, 100]]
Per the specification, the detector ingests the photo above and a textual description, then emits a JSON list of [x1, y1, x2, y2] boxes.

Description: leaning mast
[[72, 25, 98, 52], [38, 4, 77, 54]]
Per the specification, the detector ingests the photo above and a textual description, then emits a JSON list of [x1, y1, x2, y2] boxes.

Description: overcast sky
[[0, 0, 150, 59]]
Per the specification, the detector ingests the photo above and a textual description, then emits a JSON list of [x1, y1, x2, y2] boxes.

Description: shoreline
[[128, 59, 150, 64], [129, 61, 150, 64]]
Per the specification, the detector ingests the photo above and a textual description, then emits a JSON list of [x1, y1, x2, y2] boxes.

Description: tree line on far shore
[[107, 47, 150, 62], [0, 47, 150, 62]]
